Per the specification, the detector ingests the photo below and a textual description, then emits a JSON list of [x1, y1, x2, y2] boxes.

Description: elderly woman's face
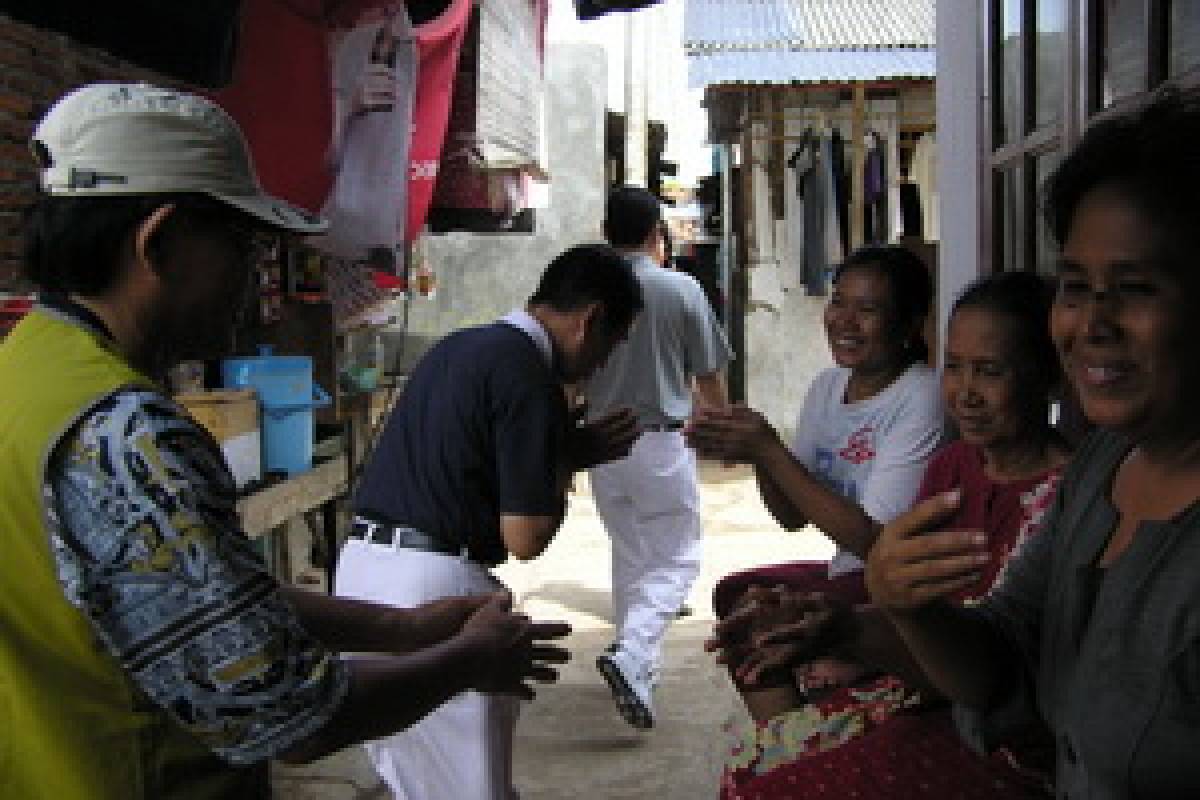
[[942, 307, 1030, 451], [1051, 186, 1189, 438]]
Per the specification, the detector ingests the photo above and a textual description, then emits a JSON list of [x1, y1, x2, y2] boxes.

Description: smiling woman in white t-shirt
[[685, 245, 943, 717]]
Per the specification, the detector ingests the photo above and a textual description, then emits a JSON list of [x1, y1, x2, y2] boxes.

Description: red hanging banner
[[209, 0, 333, 215], [405, 0, 473, 240]]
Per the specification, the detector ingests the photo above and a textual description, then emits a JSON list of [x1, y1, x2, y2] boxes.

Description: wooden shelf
[[237, 455, 347, 539]]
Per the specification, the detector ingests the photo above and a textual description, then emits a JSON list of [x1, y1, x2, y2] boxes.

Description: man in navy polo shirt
[[335, 244, 643, 800]]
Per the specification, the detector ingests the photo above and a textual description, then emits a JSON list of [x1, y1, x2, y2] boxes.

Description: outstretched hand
[[684, 405, 779, 465], [567, 408, 640, 470], [866, 489, 990, 613], [455, 593, 572, 699]]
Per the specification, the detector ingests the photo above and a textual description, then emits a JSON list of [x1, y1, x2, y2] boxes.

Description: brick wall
[[0, 14, 183, 291]]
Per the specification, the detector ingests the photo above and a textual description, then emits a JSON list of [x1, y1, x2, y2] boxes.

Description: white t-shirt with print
[[790, 363, 944, 576]]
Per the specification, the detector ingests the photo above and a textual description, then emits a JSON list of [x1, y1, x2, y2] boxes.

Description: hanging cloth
[[574, 0, 662, 20], [314, 7, 417, 259], [863, 133, 889, 245], [790, 134, 838, 296], [911, 132, 939, 242], [405, 0, 474, 240], [821, 133, 846, 274], [750, 122, 775, 265], [829, 129, 850, 255], [900, 182, 924, 238], [778, 145, 802, 292]]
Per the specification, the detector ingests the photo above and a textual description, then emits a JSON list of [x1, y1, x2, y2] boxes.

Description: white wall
[[934, 0, 984, 354], [547, 0, 712, 185]]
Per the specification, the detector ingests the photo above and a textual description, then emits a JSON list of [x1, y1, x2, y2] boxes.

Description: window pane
[[1034, 152, 1062, 275], [1034, 0, 1066, 128], [994, 167, 1022, 272], [997, 0, 1022, 146], [1099, 0, 1147, 107], [1171, 1, 1200, 76]]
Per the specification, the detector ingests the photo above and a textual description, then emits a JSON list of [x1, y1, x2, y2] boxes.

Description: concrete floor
[[273, 463, 834, 799]]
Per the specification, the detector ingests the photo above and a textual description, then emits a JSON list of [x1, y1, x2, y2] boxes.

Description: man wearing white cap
[[0, 83, 570, 800]]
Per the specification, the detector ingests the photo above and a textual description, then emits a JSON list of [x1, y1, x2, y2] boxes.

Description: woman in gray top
[[866, 87, 1200, 797]]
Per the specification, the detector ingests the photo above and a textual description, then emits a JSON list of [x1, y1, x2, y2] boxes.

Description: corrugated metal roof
[[684, 0, 805, 49], [687, 47, 935, 88], [684, 0, 935, 51]]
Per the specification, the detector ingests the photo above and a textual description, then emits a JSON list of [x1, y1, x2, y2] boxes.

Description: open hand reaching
[[455, 593, 572, 699]]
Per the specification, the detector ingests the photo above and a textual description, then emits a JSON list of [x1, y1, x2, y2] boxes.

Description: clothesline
[[749, 128, 933, 143], [744, 109, 935, 142], [746, 110, 934, 121]]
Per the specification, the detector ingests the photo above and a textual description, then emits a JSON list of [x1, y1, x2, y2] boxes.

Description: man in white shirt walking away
[[587, 186, 732, 729]]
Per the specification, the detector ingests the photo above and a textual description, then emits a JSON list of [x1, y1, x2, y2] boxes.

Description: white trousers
[[588, 431, 702, 671], [335, 540, 521, 800]]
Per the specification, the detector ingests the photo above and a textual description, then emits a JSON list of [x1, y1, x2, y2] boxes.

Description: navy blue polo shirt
[[354, 321, 568, 565]]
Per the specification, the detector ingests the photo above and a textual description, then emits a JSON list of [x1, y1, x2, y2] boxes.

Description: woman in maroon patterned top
[[711, 271, 1071, 799]]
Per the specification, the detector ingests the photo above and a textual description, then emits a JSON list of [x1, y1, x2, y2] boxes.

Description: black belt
[[348, 518, 467, 559], [641, 421, 684, 432]]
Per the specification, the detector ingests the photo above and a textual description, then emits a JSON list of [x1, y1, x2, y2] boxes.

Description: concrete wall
[[744, 263, 832, 442], [400, 42, 608, 355]]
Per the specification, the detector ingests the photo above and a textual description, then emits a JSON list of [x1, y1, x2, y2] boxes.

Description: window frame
[[981, 0, 1200, 277], [982, 0, 1070, 277]]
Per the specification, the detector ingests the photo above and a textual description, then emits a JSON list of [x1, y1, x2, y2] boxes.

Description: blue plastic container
[[222, 346, 331, 475]]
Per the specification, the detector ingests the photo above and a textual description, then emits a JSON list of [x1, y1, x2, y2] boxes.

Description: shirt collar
[[626, 252, 658, 270], [37, 291, 116, 342], [499, 309, 553, 367]]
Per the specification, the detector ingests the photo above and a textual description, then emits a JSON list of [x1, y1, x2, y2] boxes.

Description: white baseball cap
[[31, 83, 328, 235]]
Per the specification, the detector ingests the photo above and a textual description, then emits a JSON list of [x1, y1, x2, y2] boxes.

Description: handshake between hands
[[566, 404, 786, 471], [565, 404, 786, 472]]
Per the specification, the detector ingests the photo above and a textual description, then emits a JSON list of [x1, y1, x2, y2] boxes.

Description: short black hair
[[24, 194, 165, 295], [603, 186, 661, 248], [952, 271, 1061, 414], [1043, 85, 1200, 289], [833, 245, 933, 366], [530, 243, 643, 333], [22, 192, 234, 296]]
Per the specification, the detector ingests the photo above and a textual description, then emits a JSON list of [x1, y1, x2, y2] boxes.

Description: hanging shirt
[[829, 130, 850, 255], [751, 122, 775, 266], [316, 9, 417, 259], [911, 133, 939, 242], [779, 144, 802, 292], [789, 135, 839, 296], [863, 133, 889, 244]]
